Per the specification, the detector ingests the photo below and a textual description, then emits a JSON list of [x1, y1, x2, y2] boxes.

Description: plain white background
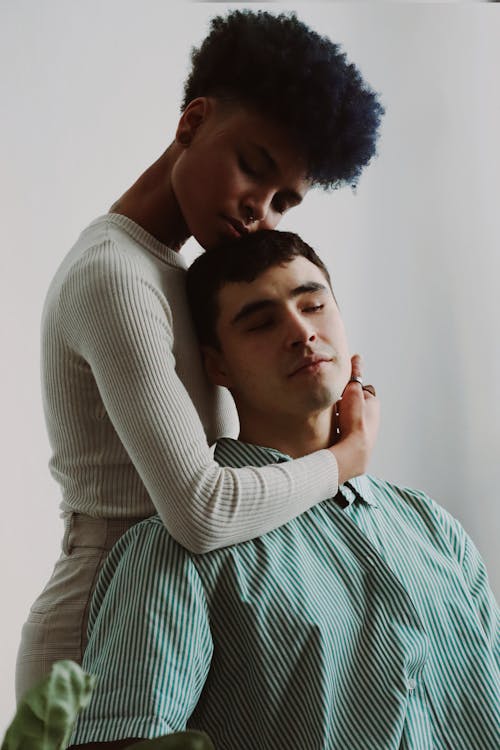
[[1, 0, 499, 732]]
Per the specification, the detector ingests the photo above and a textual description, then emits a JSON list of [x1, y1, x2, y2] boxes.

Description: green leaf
[[126, 731, 215, 750], [1, 660, 96, 750]]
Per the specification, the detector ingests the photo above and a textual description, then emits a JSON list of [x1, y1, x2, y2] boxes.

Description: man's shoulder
[[105, 515, 192, 576], [89, 515, 197, 629], [360, 473, 430, 502], [116, 514, 181, 551], [360, 473, 464, 546], [361, 473, 444, 512]]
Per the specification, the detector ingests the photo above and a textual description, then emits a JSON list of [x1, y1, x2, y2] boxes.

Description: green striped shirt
[[71, 438, 500, 749]]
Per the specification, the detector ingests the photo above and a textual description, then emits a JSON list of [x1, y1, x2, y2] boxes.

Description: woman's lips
[[221, 216, 248, 238]]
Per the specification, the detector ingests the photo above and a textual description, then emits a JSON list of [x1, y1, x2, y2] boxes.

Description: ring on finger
[[349, 376, 363, 386]]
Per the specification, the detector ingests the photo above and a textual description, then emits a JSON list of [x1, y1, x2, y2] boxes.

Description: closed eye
[[304, 304, 324, 313], [238, 155, 260, 178], [247, 318, 275, 332], [271, 198, 288, 215]]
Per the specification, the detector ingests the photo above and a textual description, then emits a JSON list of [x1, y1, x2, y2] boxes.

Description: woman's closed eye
[[271, 197, 288, 215], [238, 155, 261, 178]]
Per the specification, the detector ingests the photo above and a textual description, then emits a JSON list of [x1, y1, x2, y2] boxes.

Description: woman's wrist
[[328, 434, 368, 486]]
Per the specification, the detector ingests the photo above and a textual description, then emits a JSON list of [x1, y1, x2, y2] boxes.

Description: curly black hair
[[182, 10, 384, 190], [186, 230, 333, 350]]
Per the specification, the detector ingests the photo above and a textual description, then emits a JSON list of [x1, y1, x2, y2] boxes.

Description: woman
[[16, 9, 383, 700]]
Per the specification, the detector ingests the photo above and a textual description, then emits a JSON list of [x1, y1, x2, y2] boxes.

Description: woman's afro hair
[[182, 10, 385, 190]]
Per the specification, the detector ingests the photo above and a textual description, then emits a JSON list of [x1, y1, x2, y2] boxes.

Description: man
[[70, 231, 499, 749]]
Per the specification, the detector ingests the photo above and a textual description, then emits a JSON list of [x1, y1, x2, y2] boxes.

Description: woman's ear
[[202, 345, 233, 389], [175, 97, 213, 147]]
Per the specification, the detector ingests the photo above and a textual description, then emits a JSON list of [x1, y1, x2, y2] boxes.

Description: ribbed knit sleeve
[[58, 242, 339, 553]]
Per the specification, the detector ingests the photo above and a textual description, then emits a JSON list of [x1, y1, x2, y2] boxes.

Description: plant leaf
[[1, 660, 96, 750]]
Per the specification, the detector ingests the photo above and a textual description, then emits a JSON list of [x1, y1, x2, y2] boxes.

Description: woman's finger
[[341, 354, 364, 398], [350, 353, 363, 382]]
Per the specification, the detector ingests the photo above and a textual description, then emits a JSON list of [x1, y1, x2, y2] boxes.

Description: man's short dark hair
[[186, 230, 332, 350], [182, 10, 384, 190]]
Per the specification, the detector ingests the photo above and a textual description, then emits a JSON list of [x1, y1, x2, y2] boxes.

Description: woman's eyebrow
[[230, 282, 327, 325], [248, 141, 276, 171], [248, 141, 306, 205]]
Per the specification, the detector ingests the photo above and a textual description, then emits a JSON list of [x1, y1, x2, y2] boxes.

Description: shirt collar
[[341, 476, 378, 508], [214, 438, 377, 508], [215, 437, 289, 469]]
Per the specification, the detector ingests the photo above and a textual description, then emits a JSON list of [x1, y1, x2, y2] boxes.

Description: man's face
[[204, 256, 351, 425], [171, 99, 311, 250]]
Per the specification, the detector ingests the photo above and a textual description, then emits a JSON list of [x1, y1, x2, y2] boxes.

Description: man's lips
[[288, 355, 333, 377], [221, 216, 249, 238]]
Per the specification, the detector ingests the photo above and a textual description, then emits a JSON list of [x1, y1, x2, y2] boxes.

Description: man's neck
[[238, 407, 336, 459]]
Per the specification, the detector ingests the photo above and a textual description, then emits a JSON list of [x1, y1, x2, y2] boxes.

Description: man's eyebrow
[[291, 282, 327, 296], [231, 281, 327, 325]]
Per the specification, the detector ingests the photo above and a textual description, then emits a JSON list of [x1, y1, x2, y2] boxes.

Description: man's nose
[[286, 315, 317, 347]]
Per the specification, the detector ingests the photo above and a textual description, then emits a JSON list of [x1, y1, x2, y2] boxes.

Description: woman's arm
[[58, 243, 377, 553]]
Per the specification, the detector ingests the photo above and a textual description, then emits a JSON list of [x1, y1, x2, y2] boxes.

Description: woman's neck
[[109, 143, 189, 251]]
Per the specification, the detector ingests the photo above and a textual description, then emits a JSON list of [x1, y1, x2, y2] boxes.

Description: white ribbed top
[[42, 214, 339, 552]]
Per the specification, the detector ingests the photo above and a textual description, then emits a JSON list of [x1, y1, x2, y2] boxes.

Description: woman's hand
[[329, 354, 380, 485]]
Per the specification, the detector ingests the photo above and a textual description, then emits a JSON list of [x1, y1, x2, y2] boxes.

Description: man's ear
[[175, 97, 214, 147], [202, 345, 233, 389]]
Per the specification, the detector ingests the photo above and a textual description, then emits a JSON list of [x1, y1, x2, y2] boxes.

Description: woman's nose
[[243, 190, 276, 228]]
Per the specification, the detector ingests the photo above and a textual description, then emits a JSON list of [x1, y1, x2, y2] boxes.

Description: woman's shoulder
[[55, 223, 179, 344], [61, 214, 186, 290], [79, 213, 187, 271]]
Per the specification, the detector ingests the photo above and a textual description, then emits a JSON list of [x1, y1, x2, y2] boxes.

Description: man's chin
[[302, 387, 338, 414]]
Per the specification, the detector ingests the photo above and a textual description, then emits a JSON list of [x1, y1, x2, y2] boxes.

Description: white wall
[[1, 0, 499, 732]]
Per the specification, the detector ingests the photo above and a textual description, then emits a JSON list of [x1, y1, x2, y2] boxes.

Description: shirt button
[[407, 678, 417, 691]]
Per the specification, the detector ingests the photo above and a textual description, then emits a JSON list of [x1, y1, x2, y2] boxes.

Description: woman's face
[[171, 99, 311, 250]]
